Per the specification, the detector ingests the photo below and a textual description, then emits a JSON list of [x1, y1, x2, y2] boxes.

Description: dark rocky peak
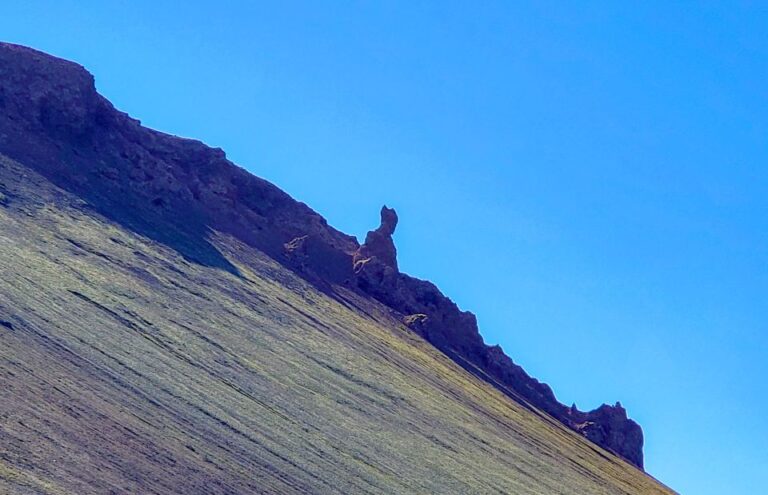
[[0, 42, 645, 470], [0, 43, 100, 131]]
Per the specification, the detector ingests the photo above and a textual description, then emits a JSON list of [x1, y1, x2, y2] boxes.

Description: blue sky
[[2, 2, 766, 493]]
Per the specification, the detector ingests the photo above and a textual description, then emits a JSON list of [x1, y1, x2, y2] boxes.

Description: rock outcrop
[[571, 402, 645, 468], [351, 205, 644, 468], [354, 206, 399, 270], [0, 42, 644, 469]]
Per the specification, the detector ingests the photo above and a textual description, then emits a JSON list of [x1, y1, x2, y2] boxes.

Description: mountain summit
[[0, 42, 665, 494]]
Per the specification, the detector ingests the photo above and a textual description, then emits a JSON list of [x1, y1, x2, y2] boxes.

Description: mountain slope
[[0, 154, 671, 495], [0, 41, 645, 469], [0, 42, 673, 493]]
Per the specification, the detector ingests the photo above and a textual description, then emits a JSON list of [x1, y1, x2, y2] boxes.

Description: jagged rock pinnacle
[[355, 205, 398, 271], [376, 205, 398, 236]]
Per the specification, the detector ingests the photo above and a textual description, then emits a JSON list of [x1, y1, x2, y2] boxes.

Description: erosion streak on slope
[[0, 155, 675, 494]]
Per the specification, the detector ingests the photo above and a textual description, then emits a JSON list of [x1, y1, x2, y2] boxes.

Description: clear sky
[[2, 2, 766, 493]]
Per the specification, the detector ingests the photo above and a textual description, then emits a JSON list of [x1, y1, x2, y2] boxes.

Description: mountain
[[0, 42, 671, 494]]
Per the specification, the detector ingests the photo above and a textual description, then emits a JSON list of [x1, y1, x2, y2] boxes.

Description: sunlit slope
[[0, 156, 674, 494]]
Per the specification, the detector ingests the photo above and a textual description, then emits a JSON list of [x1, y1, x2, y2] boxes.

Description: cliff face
[[0, 42, 643, 469]]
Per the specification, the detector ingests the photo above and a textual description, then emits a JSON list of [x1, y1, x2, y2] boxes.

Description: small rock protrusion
[[403, 313, 428, 328], [284, 235, 309, 255]]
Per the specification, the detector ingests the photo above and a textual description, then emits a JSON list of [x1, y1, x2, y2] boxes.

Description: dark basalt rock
[[0, 41, 644, 469]]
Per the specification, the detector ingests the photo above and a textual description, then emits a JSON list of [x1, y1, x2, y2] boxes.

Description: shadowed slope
[[0, 154, 674, 495]]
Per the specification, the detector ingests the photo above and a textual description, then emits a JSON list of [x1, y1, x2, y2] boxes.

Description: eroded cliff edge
[[0, 42, 643, 468]]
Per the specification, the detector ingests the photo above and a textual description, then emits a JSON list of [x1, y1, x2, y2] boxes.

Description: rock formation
[[354, 206, 399, 270], [350, 204, 645, 468], [0, 42, 644, 469]]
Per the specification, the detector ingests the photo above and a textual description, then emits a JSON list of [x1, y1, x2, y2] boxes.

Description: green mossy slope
[[0, 155, 674, 494]]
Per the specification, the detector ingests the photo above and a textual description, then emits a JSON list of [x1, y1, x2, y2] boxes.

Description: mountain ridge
[[0, 41, 642, 469]]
